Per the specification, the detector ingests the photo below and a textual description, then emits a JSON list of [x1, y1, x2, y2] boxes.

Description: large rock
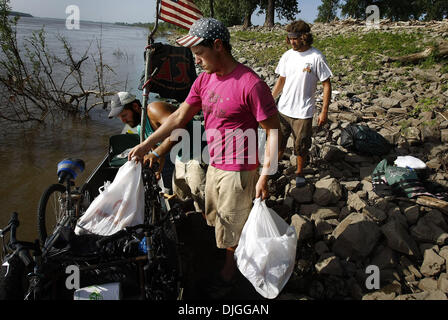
[[410, 215, 448, 245], [395, 290, 447, 300], [438, 273, 448, 293], [332, 213, 381, 259], [370, 246, 397, 269], [381, 219, 420, 257], [347, 192, 367, 211], [315, 254, 344, 276], [310, 207, 340, 221], [420, 249, 446, 277], [363, 206, 387, 223], [290, 214, 314, 242], [289, 184, 314, 204], [320, 145, 346, 162], [313, 178, 343, 206]]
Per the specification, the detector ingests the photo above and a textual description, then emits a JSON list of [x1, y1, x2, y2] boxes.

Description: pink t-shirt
[[186, 63, 277, 171]]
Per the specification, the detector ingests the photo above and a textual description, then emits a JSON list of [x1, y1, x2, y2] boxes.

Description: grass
[[408, 97, 439, 118], [230, 28, 442, 78]]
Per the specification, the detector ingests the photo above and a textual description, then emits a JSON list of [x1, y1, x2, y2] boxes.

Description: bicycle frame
[[1, 164, 184, 300]]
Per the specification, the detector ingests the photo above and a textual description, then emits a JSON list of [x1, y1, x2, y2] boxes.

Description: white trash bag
[[75, 160, 144, 236], [394, 155, 427, 169], [235, 198, 297, 299]]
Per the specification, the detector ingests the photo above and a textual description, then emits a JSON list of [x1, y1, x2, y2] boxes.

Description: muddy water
[[0, 17, 162, 241]]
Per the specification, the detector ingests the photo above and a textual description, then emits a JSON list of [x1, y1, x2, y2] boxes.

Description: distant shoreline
[[9, 11, 33, 18]]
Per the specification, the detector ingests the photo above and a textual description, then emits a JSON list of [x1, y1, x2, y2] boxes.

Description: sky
[[9, 0, 321, 25]]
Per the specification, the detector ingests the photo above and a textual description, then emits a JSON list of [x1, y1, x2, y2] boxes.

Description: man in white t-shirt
[[272, 20, 333, 186]]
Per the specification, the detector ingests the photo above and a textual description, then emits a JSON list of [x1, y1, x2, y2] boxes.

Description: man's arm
[[255, 113, 282, 200], [271, 76, 285, 100], [317, 78, 331, 126], [128, 101, 201, 162]]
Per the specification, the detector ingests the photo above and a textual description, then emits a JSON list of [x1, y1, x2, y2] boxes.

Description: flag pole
[[140, 0, 161, 143]]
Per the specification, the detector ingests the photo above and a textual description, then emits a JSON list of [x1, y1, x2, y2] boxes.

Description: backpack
[[372, 159, 431, 199], [340, 124, 392, 156]]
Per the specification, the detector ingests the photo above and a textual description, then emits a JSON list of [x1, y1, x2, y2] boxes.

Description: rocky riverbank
[[169, 20, 448, 300]]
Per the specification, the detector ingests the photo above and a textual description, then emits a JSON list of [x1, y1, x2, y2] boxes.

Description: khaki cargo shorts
[[173, 159, 206, 213], [205, 166, 258, 249], [279, 112, 313, 157]]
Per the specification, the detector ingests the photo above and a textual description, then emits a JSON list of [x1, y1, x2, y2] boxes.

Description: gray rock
[[290, 214, 314, 242], [310, 207, 340, 221], [402, 127, 422, 145], [332, 213, 381, 259], [395, 290, 447, 300], [363, 206, 387, 223], [315, 254, 344, 276], [441, 129, 448, 143], [438, 273, 448, 293], [315, 218, 334, 236], [403, 205, 420, 225], [362, 291, 396, 300], [418, 278, 439, 291], [420, 249, 445, 277], [410, 216, 448, 245], [371, 246, 397, 269], [320, 145, 346, 162], [289, 184, 314, 204], [341, 180, 361, 192], [347, 192, 367, 211], [373, 97, 401, 109], [421, 124, 441, 143], [314, 241, 329, 255], [313, 178, 343, 206], [381, 219, 420, 256]]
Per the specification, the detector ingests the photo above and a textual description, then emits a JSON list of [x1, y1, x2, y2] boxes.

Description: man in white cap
[[108, 91, 175, 191], [109, 92, 207, 212], [128, 18, 281, 296]]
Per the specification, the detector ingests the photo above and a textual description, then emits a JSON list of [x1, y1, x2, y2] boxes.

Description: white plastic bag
[[75, 161, 144, 236], [394, 155, 427, 169], [235, 198, 297, 299]]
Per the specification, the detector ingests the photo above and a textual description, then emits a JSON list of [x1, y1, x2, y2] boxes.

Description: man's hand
[[317, 111, 328, 126], [128, 142, 150, 163], [255, 175, 269, 200], [143, 152, 163, 180]]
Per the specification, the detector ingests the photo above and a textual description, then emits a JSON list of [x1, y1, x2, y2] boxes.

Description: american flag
[[159, 0, 203, 30]]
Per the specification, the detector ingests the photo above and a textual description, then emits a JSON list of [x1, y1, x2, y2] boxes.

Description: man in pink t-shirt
[[129, 18, 280, 295]]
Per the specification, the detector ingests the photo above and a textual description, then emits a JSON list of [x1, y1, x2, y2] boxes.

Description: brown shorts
[[204, 166, 258, 249], [279, 113, 313, 157]]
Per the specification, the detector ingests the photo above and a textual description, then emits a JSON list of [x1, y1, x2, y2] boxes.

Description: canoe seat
[[108, 134, 140, 167]]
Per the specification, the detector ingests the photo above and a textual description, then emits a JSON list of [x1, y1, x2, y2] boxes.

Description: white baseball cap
[[108, 92, 137, 118]]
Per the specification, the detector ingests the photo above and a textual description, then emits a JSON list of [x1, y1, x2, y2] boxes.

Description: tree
[[0, 0, 117, 123], [195, 0, 243, 26], [258, 0, 300, 27], [242, 0, 259, 29], [340, 0, 370, 19], [316, 0, 340, 22]]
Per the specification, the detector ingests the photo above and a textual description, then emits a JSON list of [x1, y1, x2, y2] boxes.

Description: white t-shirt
[[275, 47, 333, 119]]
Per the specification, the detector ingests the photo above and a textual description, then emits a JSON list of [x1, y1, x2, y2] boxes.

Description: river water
[[0, 17, 162, 241]]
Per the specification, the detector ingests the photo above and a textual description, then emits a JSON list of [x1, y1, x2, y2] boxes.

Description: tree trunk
[[209, 0, 214, 18], [388, 42, 448, 63], [243, 3, 257, 29], [243, 13, 252, 29], [264, 0, 275, 27]]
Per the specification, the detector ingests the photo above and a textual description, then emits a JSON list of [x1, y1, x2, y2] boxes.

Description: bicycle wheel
[[37, 183, 67, 244]]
